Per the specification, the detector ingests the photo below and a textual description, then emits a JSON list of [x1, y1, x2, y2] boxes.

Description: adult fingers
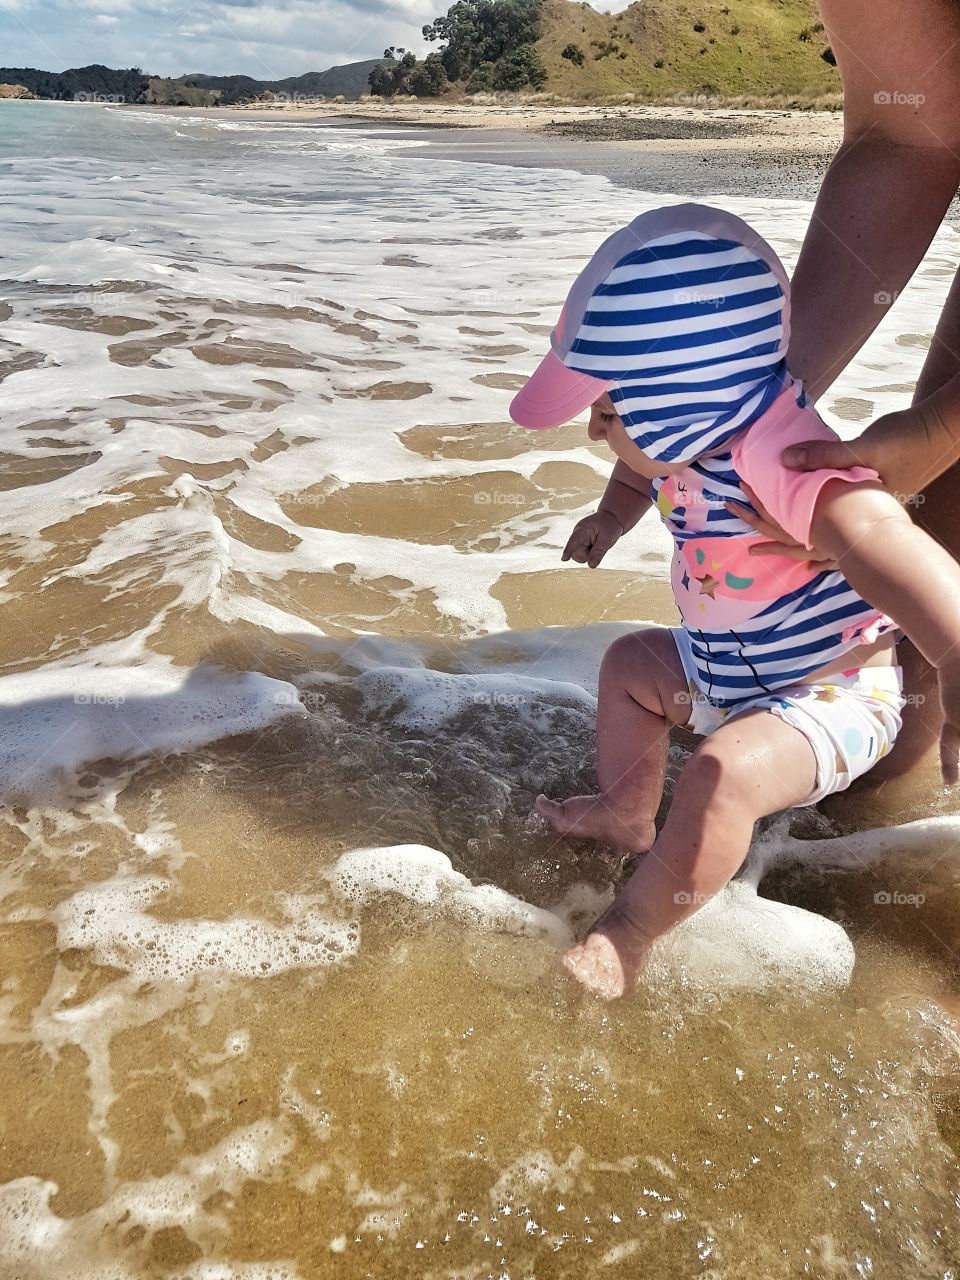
[[781, 439, 863, 472], [747, 540, 837, 570], [725, 500, 790, 544]]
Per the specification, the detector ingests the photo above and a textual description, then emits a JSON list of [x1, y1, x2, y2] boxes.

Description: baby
[[509, 204, 960, 999]]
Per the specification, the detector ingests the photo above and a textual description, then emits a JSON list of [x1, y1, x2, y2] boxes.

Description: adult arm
[[787, 0, 960, 400]]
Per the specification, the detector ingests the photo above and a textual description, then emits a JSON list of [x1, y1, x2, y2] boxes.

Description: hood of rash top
[[509, 203, 792, 466]]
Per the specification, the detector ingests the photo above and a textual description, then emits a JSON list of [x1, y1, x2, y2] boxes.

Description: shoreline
[[128, 99, 848, 206]]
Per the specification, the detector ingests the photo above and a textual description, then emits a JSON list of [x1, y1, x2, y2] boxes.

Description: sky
[[0, 0, 445, 78]]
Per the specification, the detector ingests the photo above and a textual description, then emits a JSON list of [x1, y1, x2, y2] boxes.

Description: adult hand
[[725, 483, 837, 570], [780, 395, 958, 500]]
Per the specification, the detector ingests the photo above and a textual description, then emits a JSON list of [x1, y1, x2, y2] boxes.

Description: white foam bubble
[[54, 876, 359, 982], [649, 878, 855, 992], [0, 661, 300, 800], [332, 843, 571, 946], [0, 1122, 299, 1277]]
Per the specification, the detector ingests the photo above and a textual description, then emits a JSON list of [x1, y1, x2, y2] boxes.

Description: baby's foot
[[562, 905, 652, 1000], [535, 793, 654, 854]]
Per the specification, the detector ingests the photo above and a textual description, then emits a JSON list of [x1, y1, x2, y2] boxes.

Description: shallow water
[[1, 102, 960, 1278]]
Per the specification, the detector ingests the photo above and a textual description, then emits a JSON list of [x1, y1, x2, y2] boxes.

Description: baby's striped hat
[[509, 203, 791, 465]]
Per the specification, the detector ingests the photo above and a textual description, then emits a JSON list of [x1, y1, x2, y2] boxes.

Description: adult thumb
[[780, 439, 861, 472]]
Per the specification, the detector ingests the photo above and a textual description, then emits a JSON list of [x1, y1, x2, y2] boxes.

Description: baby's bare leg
[[563, 708, 818, 999], [536, 627, 689, 853]]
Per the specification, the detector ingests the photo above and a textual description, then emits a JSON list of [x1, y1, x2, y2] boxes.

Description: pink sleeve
[[731, 396, 880, 549]]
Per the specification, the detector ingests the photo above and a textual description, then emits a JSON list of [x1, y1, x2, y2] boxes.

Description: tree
[[492, 43, 546, 89], [465, 61, 497, 92], [368, 49, 418, 96], [408, 52, 449, 96], [561, 42, 585, 65], [422, 0, 541, 82]]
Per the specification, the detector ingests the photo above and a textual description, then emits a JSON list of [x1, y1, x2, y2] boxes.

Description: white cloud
[[1, 0, 436, 75]]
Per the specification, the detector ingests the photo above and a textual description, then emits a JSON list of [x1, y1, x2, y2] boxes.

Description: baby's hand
[[562, 509, 624, 568], [937, 660, 960, 785]]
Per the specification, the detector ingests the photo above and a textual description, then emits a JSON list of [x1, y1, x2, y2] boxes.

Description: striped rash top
[[649, 381, 895, 708], [554, 207, 896, 708]]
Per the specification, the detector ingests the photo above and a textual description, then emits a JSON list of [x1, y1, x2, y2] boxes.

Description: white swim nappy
[[671, 627, 905, 806]]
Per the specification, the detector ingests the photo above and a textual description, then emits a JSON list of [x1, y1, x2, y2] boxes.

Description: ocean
[[1, 100, 959, 1277]]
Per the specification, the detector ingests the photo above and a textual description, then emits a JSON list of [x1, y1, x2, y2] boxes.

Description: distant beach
[[136, 98, 853, 206]]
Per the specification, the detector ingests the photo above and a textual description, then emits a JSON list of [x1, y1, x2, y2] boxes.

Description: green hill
[[536, 0, 839, 100], [182, 60, 385, 103], [0, 59, 386, 105]]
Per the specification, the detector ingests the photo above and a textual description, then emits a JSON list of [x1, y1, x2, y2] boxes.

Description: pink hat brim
[[509, 350, 612, 430]]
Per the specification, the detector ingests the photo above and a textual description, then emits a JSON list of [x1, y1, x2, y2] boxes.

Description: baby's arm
[[810, 481, 960, 782], [562, 461, 652, 568]]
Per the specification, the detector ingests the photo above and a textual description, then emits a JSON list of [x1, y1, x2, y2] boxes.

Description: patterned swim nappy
[[671, 627, 905, 806]]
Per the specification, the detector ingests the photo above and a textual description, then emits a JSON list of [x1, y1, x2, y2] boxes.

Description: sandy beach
[[145, 97, 850, 204]]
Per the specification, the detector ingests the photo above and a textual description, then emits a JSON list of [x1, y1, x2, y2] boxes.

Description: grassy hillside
[[536, 0, 839, 100]]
